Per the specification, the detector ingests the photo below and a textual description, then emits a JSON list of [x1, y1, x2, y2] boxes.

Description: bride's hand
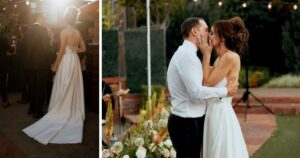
[[197, 35, 212, 56], [51, 64, 57, 72]]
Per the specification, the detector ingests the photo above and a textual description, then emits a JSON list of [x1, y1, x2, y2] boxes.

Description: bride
[[23, 7, 86, 145], [198, 16, 249, 158]]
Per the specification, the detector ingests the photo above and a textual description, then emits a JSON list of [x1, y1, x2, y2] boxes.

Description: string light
[[293, 4, 298, 10], [218, 1, 223, 7], [267, 2, 272, 10], [26, 0, 30, 6], [193, 0, 197, 2], [213, 1, 299, 12], [3, 7, 5, 11], [14, 4, 17, 8], [242, 2, 247, 8]]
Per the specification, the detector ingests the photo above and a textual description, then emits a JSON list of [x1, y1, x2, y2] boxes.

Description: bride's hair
[[64, 7, 79, 26], [212, 16, 249, 56]]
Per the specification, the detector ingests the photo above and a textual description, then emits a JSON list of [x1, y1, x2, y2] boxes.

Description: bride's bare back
[[51, 26, 86, 72], [60, 26, 86, 53]]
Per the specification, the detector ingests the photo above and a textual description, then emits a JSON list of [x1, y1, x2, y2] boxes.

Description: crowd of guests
[[0, 14, 98, 115]]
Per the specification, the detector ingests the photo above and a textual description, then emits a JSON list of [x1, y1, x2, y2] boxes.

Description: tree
[[166, 2, 208, 65], [119, 0, 185, 28], [0, 0, 19, 34], [282, 10, 300, 73]]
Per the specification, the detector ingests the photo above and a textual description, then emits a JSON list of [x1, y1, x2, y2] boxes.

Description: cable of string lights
[[192, 0, 299, 11]]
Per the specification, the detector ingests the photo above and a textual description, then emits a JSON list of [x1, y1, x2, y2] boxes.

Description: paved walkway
[[235, 88, 300, 156], [237, 113, 276, 156], [0, 93, 99, 158]]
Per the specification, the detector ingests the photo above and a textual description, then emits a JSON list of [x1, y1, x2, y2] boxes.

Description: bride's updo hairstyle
[[212, 16, 249, 56], [64, 7, 79, 26]]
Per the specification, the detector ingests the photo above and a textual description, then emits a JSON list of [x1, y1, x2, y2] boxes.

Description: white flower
[[160, 109, 170, 119], [136, 146, 147, 158], [161, 148, 170, 158], [102, 149, 113, 158], [123, 155, 130, 158], [144, 120, 153, 129], [170, 147, 176, 158], [135, 137, 145, 147], [163, 139, 173, 148], [111, 141, 123, 154], [158, 119, 168, 129]]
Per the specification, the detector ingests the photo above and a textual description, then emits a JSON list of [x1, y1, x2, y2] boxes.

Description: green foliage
[[102, 0, 126, 29], [125, 28, 166, 92], [140, 85, 165, 109], [207, 0, 243, 24], [119, 0, 185, 26], [251, 116, 300, 158], [282, 10, 300, 73], [102, 0, 113, 29], [0, 4, 19, 34], [239, 66, 271, 88], [166, 2, 208, 65], [102, 30, 119, 77], [263, 74, 300, 88], [102, 90, 174, 158]]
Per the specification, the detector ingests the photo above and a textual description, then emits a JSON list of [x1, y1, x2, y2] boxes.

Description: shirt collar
[[183, 39, 198, 53]]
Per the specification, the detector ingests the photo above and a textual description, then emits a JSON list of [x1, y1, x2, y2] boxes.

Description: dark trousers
[[20, 69, 30, 101], [168, 114, 205, 158], [28, 70, 48, 114], [0, 64, 8, 102]]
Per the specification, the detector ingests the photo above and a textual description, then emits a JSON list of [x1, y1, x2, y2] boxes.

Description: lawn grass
[[251, 115, 300, 158]]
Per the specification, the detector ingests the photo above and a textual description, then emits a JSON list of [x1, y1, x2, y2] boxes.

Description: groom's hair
[[181, 17, 203, 38]]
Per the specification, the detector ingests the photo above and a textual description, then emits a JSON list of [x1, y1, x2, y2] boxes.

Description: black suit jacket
[[0, 33, 11, 67], [23, 24, 52, 70]]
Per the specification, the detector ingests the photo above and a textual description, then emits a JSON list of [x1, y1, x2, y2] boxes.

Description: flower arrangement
[[102, 88, 176, 158]]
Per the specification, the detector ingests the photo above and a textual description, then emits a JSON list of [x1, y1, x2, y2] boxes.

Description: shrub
[[263, 74, 300, 88], [239, 66, 271, 88], [102, 90, 175, 158], [140, 85, 165, 109], [125, 28, 166, 92], [102, 30, 119, 77]]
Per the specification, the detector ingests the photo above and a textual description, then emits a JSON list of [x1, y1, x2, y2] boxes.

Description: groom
[[167, 17, 238, 158], [23, 13, 52, 118]]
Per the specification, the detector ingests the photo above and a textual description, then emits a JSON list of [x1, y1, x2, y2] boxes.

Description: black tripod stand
[[233, 59, 274, 121]]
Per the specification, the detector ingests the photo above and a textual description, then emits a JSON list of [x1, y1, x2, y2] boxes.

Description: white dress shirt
[[167, 40, 227, 118]]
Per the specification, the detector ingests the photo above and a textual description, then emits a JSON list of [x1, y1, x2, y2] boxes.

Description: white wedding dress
[[23, 46, 85, 145], [203, 78, 248, 158]]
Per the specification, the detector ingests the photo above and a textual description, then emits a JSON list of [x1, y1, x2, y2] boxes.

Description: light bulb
[[267, 2, 272, 10], [242, 2, 247, 8], [293, 4, 298, 10], [218, 1, 223, 7]]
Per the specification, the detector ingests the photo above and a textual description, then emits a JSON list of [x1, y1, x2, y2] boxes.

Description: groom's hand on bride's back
[[227, 79, 239, 96]]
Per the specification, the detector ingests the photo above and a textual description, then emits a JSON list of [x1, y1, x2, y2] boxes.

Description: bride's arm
[[51, 31, 66, 72], [202, 53, 235, 87]]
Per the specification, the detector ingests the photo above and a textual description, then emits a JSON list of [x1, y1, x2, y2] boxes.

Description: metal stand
[[233, 59, 274, 121]]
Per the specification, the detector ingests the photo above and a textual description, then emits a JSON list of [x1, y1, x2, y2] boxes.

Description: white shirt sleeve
[[177, 52, 227, 101]]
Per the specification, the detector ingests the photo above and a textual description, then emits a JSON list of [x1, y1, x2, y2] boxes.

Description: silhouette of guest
[[0, 25, 12, 107]]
